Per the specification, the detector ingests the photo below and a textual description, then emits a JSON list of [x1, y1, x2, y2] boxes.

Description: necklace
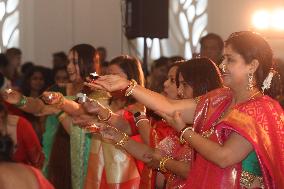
[[201, 90, 262, 138]]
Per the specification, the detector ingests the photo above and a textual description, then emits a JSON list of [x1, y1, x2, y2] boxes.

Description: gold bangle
[[159, 156, 173, 173], [125, 79, 137, 97], [115, 132, 129, 147], [97, 109, 112, 122], [179, 126, 194, 144]]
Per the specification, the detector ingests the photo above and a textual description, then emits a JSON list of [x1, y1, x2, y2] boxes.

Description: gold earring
[[247, 73, 254, 91], [219, 63, 226, 73]]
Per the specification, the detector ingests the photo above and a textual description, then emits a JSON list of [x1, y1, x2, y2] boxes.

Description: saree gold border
[[222, 109, 260, 143]]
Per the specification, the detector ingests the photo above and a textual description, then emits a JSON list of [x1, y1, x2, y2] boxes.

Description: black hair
[[200, 33, 224, 51], [69, 44, 97, 79], [225, 31, 282, 98], [176, 58, 223, 98], [0, 134, 13, 162]]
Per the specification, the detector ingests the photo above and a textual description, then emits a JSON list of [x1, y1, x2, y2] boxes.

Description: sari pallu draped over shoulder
[[184, 88, 284, 189], [185, 88, 242, 189], [217, 95, 284, 188]]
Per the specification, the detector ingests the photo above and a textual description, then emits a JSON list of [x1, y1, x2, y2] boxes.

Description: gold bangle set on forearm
[[159, 156, 173, 173], [125, 79, 137, 97], [97, 108, 112, 122]]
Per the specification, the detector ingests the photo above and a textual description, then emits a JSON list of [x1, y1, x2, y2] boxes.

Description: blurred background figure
[[199, 33, 224, 66], [97, 46, 109, 75], [4, 48, 22, 89], [0, 54, 12, 90], [52, 51, 68, 69], [147, 56, 169, 93]]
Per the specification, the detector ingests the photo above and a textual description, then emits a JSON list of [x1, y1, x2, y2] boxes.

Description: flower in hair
[[261, 71, 274, 92]]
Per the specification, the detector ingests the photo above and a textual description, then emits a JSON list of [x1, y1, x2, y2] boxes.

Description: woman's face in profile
[[163, 66, 179, 99], [177, 73, 193, 99], [221, 45, 251, 90], [67, 51, 82, 83]]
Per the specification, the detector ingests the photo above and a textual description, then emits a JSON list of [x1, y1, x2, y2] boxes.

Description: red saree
[[84, 109, 141, 189], [12, 116, 45, 169], [185, 88, 284, 189], [148, 119, 192, 189]]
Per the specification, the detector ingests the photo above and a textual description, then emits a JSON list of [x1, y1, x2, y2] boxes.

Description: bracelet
[[97, 108, 112, 122], [115, 132, 129, 147], [179, 126, 194, 144], [15, 95, 28, 108], [135, 118, 149, 127], [159, 156, 173, 173], [125, 79, 137, 97]]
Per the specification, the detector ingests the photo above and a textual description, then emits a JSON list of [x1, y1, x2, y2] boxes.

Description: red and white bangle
[[179, 126, 194, 144]]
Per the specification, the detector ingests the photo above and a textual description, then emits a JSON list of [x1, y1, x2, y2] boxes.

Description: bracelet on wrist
[[135, 118, 149, 127], [15, 95, 28, 108], [115, 132, 129, 147], [159, 156, 173, 173], [179, 126, 194, 144], [97, 108, 112, 122], [125, 79, 137, 97]]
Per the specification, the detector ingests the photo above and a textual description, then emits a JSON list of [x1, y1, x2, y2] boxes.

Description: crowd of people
[[0, 31, 284, 189]]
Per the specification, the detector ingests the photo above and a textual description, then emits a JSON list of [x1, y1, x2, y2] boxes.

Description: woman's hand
[[126, 102, 146, 114], [99, 124, 124, 143], [145, 148, 164, 169], [157, 111, 186, 132], [84, 75, 130, 92], [1, 89, 22, 105], [40, 91, 64, 105], [79, 97, 102, 115]]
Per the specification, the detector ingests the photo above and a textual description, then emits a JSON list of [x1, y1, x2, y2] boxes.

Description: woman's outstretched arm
[[86, 75, 197, 124]]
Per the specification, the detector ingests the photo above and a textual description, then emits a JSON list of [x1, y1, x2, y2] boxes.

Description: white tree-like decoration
[[134, 0, 208, 63], [0, 0, 20, 53]]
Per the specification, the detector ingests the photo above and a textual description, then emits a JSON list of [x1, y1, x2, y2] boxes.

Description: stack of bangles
[[115, 132, 129, 147], [125, 79, 137, 97], [179, 126, 194, 144], [134, 112, 149, 127], [159, 156, 173, 173], [97, 108, 112, 122]]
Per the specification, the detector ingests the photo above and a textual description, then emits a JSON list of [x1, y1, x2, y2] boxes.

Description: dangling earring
[[247, 73, 254, 91], [219, 63, 226, 73]]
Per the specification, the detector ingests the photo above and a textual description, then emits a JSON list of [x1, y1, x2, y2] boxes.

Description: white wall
[[20, 0, 124, 67], [19, 0, 284, 67]]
